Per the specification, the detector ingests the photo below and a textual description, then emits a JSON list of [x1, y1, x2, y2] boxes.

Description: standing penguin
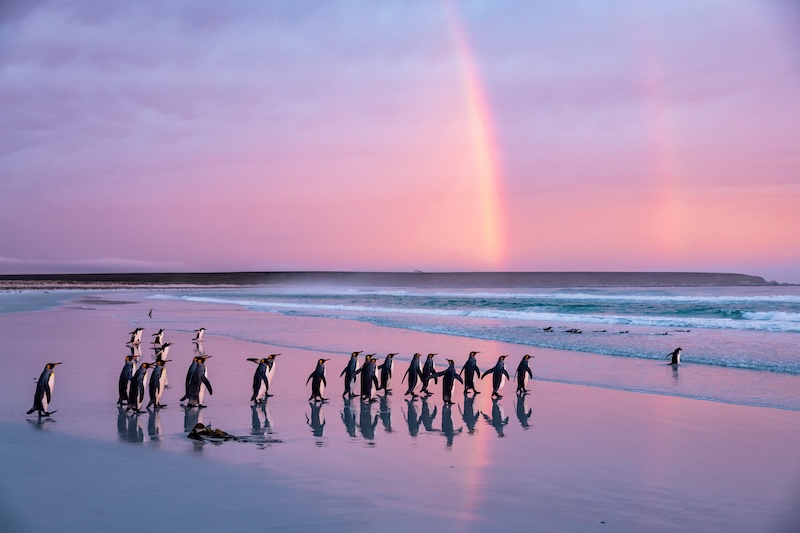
[[192, 327, 206, 342], [156, 341, 172, 360], [402, 353, 423, 397], [460, 351, 481, 395], [118, 355, 137, 405], [420, 353, 438, 395], [306, 358, 329, 402], [515, 354, 534, 394], [151, 329, 165, 346], [186, 356, 213, 408], [247, 357, 270, 403], [377, 353, 397, 393], [340, 351, 362, 398], [667, 347, 682, 365], [435, 359, 464, 405], [147, 359, 171, 409], [127, 327, 144, 345], [27, 362, 62, 417], [481, 355, 510, 399], [128, 362, 153, 413], [357, 354, 379, 402], [180, 356, 199, 402]]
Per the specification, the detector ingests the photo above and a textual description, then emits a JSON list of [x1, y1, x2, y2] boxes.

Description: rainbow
[[444, 2, 507, 268]]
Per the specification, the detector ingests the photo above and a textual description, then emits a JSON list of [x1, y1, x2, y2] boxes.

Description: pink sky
[[1, 1, 799, 282]]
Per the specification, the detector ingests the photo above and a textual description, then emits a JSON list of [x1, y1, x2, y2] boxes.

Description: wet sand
[[1, 292, 798, 532]]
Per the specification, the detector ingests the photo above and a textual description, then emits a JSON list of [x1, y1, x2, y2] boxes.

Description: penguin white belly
[[267, 365, 276, 385], [499, 374, 507, 391], [522, 374, 529, 389]]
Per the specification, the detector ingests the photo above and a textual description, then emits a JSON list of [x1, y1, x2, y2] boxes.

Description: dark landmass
[[0, 271, 778, 290]]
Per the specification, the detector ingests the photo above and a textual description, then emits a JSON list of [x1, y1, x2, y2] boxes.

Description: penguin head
[[469, 351, 479, 357], [427, 353, 437, 359], [141, 362, 153, 369], [158, 359, 172, 366], [161, 342, 172, 348], [268, 353, 280, 360], [499, 355, 507, 361], [125, 355, 134, 362], [46, 362, 62, 370], [351, 351, 362, 357], [412, 353, 421, 359], [387, 353, 397, 358], [447, 359, 455, 366], [318, 358, 329, 365], [524, 354, 532, 360]]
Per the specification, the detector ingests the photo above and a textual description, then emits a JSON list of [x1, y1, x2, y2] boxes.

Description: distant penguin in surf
[[402, 353, 424, 397], [420, 353, 438, 395], [148, 308, 153, 318], [118, 355, 137, 405], [185, 356, 213, 408], [435, 359, 463, 405], [481, 355, 510, 399], [460, 351, 481, 395], [127, 362, 153, 413], [340, 351, 362, 398], [515, 354, 534, 394], [377, 353, 397, 393], [27, 362, 62, 417], [193, 327, 206, 342], [247, 357, 270, 403], [667, 347, 682, 365], [147, 359, 171, 409], [151, 329, 165, 346], [306, 358, 329, 402]]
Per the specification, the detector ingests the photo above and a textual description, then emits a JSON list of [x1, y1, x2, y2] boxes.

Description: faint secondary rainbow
[[443, 2, 507, 267]]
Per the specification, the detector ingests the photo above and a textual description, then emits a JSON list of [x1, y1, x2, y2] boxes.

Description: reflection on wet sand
[[341, 398, 357, 437], [306, 401, 326, 445], [379, 395, 393, 434], [459, 395, 481, 434], [514, 393, 533, 430], [483, 399, 510, 437], [358, 400, 378, 441], [440, 403, 463, 448], [148, 408, 163, 440], [403, 399, 421, 437]]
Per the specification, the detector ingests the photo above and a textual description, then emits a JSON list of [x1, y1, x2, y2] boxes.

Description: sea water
[[151, 284, 800, 411]]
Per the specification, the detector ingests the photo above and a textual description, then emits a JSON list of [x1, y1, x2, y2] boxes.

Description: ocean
[[145, 282, 800, 411]]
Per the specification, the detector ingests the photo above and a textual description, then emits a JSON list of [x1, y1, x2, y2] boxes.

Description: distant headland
[[0, 271, 779, 290]]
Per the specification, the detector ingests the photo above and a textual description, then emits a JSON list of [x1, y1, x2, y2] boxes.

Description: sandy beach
[[1, 291, 799, 532]]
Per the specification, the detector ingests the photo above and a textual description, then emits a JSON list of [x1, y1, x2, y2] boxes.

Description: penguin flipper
[[455, 374, 464, 384], [401, 369, 409, 383], [526, 368, 533, 378], [44, 382, 52, 404], [340, 368, 347, 378], [202, 376, 213, 395], [503, 369, 510, 379], [322, 375, 327, 387], [481, 370, 491, 379], [26, 407, 36, 415], [306, 374, 313, 386]]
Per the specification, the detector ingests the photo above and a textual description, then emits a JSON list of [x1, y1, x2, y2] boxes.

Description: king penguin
[[514, 354, 534, 394], [667, 347, 682, 365], [186, 356, 213, 408], [118, 354, 137, 405], [147, 359, 171, 409], [402, 353, 423, 397], [192, 327, 206, 342], [27, 362, 62, 417], [340, 351, 362, 398], [128, 362, 153, 413], [151, 328, 165, 346], [435, 359, 464, 404], [247, 357, 270, 403], [377, 353, 397, 393], [127, 327, 144, 345], [481, 355, 510, 399], [306, 358, 329, 402], [357, 354, 379, 402], [420, 353, 438, 395], [460, 351, 481, 395]]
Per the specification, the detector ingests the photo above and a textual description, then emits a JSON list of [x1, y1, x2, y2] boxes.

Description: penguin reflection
[[358, 400, 379, 441], [341, 397, 357, 437], [440, 403, 463, 448], [379, 395, 393, 434], [459, 395, 481, 434], [126, 411, 145, 442], [403, 399, 422, 437], [483, 399, 509, 437], [183, 405, 202, 433], [251, 402, 274, 438], [420, 396, 438, 433], [306, 402, 326, 441], [514, 392, 533, 429], [147, 408, 163, 440]]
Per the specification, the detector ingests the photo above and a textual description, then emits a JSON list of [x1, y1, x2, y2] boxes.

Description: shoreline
[[1, 291, 798, 531]]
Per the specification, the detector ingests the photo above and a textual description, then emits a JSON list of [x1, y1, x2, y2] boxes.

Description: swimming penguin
[[127, 362, 153, 413], [306, 358, 329, 402], [357, 354, 379, 402], [192, 327, 206, 342], [247, 357, 270, 403], [420, 353, 438, 395], [127, 327, 144, 345], [481, 355, 510, 399], [377, 353, 397, 393], [151, 328, 165, 346], [459, 351, 481, 395], [667, 347, 682, 365], [27, 362, 62, 417], [185, 356, 213, 408], [118, 355, 137, 405], [340, 351, 362, 398], [147, 359, 171, 409], [435, 359, 464, 404], [402, 353, 423, 397], [514, 354, 534, 394]]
